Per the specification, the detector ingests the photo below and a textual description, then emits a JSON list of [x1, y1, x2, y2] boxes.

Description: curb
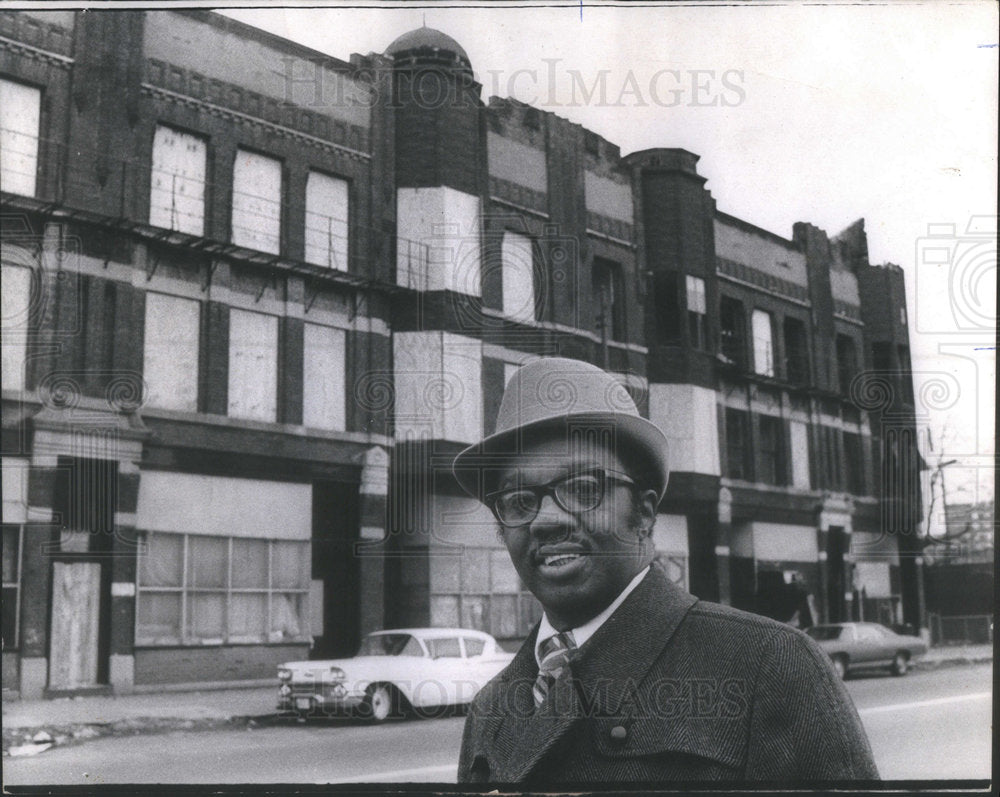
[[912, 655, 993, 671]]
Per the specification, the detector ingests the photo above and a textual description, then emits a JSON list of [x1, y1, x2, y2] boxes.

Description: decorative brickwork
[[717, 256, 810, 304], [586, 210, 633, 244], [488, 176, 547, 216], [144, 59, 370, 158], [0, 11, 74, 58]]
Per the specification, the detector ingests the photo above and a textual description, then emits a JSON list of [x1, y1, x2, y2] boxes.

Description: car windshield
[[806, 626, 844, 641], [358, 633, 424, 657]]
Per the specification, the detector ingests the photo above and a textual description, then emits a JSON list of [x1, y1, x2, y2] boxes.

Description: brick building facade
[[1, 11, 923, 697]]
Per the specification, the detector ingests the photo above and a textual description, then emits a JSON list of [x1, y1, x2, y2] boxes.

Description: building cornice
[[140, 82, 370, 164], [0, 36, 74, 69]]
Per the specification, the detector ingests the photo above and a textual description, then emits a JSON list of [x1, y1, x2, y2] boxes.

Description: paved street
[[3, 663, 991, 785]]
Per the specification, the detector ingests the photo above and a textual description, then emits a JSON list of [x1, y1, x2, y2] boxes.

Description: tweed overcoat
[[458, 563, 878, 784]]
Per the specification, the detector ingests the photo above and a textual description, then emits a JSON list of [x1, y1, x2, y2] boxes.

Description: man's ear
[[636, 488, 657, 537]]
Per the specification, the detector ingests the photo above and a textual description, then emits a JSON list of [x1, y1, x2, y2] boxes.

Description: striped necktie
[[533, 630, 577, 707]]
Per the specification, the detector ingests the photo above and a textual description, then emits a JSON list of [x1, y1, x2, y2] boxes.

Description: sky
[[218, 2, 997, 505]]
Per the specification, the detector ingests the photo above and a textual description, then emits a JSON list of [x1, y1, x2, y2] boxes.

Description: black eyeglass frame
[[485, 467, 638, 528]]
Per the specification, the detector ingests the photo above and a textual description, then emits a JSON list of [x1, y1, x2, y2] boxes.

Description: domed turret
[[385, 26, 472, 74], [387, 24, 482, 196]]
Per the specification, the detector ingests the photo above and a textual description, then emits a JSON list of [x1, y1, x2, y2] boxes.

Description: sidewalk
[[2, 644, 992, 756], [915, 642, 994, 668], [2, 685, 278, 757]]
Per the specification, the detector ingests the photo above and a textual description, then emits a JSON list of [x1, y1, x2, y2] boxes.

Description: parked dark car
[[806, 622, 928, 679]]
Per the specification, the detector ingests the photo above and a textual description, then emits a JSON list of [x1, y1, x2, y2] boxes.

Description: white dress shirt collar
[[534, 564, 651, 665]]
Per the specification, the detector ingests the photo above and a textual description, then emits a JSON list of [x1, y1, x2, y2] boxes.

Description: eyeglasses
[[486, 468, 637, 528]]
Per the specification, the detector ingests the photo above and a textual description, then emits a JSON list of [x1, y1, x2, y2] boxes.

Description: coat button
[[610, 725, 627, 742]]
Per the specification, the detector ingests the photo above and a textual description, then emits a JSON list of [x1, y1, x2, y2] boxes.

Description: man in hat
[[453, 357, 877, 784]]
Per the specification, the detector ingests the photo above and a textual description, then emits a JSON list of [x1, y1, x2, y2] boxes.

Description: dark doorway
[[311, 481, 360, 658], [825, 526, 848, 623], [49, 457, 117, 689], [686, 510, 720, 602]]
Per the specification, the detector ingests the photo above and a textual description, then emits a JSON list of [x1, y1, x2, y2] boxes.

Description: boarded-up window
[[686, 275, 707, 349], [136, 531, 310, 645], [149, 125, 207, 236], [1, 264, 32, 392], [302, 323, 346, 430], [789, 420, 811, 488], [232, 149, 281, 254], [501, 230, 535, 322], [752, 309, 775, 377], [0, 79, 40, 197], [228, 309, 278, 422], [305, 171, 349, 270], [143, 293, 199, 412]]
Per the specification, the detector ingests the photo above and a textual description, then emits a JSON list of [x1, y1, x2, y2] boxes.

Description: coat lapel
[[571, 564, 698, 717], [491, 564, 698, 782], [487, 624, 583, 782]]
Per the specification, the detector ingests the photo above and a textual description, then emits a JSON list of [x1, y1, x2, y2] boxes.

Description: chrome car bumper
[[277, 683, 364, 714]]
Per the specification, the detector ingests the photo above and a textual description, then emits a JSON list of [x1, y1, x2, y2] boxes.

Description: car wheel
[[891, 652, 909, 676], [362, 684, 397, 723], [831, 655, 848, 680]]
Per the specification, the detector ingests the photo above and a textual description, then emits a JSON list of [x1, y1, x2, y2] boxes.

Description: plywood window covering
[[789, 420, 812, 489], [304, 171, 349, 270], [143, 292, 200, 412], [135, 531, 310, 645], [501, 230, 535, 323], [149, 125, 207, 236], [752, 309, 775, 377], [0, 264, 32, 393], [228, 309, 278, 422], [686, 275, 707, 350], [231, 149, 282, 254], [302, 323, 346, 431], [0, 79, 41, 197]]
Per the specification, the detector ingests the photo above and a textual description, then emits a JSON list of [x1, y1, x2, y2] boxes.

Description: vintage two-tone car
[[277, 628, 514, 721], [806, 621, 928, 679]]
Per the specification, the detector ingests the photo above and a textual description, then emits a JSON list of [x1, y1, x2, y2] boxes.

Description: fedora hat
[[453, 357, 669, 501]]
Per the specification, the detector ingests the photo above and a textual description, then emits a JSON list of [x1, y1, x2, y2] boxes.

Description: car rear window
[[463, 637, 485, 656], [359, 633, 422, 656], [426, 638, 462, 658]]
